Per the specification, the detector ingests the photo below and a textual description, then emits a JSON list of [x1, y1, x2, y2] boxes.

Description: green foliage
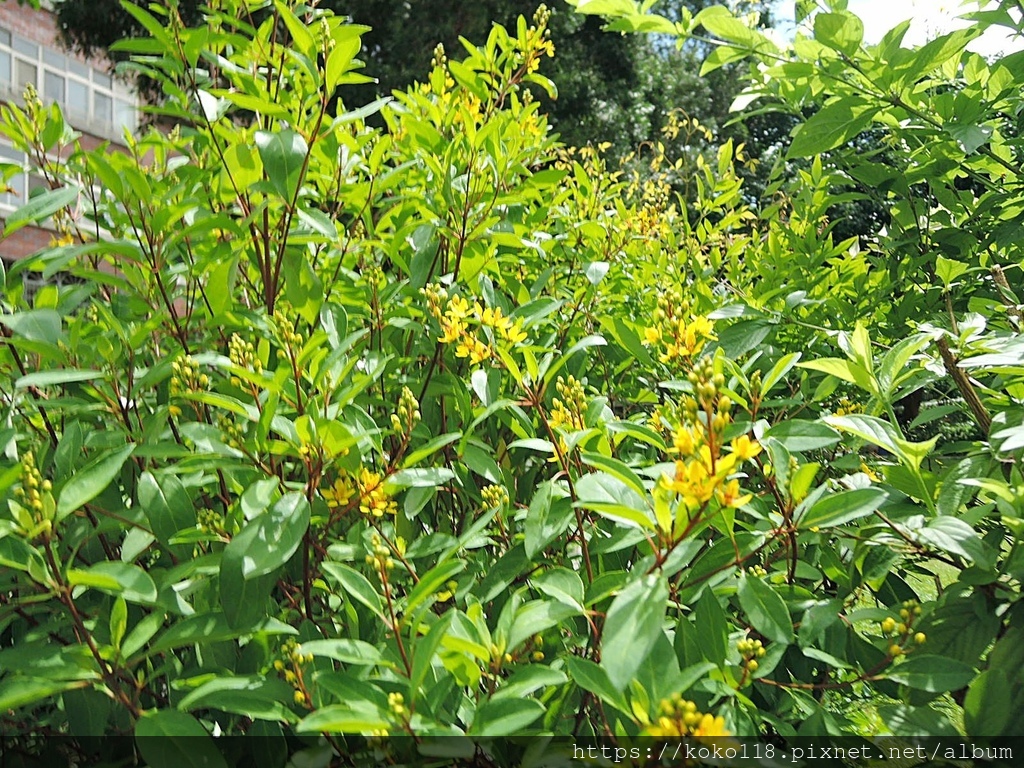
[[0, 0, 1022, 761]]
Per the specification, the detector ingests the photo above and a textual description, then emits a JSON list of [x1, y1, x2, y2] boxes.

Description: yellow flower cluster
[[274, 638, 313, 707], [881, 600, 926, 657], [833, 396, 862, 417], [549, 375, 587, 432], [321, 467, 397, 517], [365, 533, 395, 572], [643, 288, 715, 364], [228, 333, 262, 386], [12, 450, 54, 539], [423, 284, 527, 367], [357, 467, 398, 518], [481, 483, 510, 509], [644, 694, 731, 738], [519, 5, 555, 74], [659, 360, 761, 517], [390, 386, 421, 434], [737, 637, 766, 674], [170, 355, 209, 396]]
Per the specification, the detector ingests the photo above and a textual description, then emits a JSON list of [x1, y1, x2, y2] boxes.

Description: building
[[0, 0, 138, 266]]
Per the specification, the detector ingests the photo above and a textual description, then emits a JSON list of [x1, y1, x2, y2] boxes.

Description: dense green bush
[[0, 0, 1021, 764]]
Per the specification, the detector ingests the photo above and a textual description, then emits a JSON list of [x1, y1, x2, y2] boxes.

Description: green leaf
[[135, 710, 228, 768], [402, 432, 462, 467], [580, 452, 648, 499], [470, 697, 545, 736], [0, 309, 61, 344], [507, 600, 581, 652], [694, 590, 729, 666], [491, 665, 568, 701], [296, 702, 390, 734], [790, 99, 877, 158], [765, 419, 842, 452], [110, 596, 127, 649], [878, 704, 959, 737], [696, 6, 776, 51], [761, 352, 802, 394], [524, 481, 573, 560], [885, 655, 976, 692], [916, 517, 996, 569], [222, 492, 309, 579], [564, 656, 629, 715], [409, 612, 454, 704], [255, 129, 308, 201], [138, 471, 195, 547], [143, 614, 296, 659], [56, 444, 135, 521], [814, 12, 864, 56], [321, 562, 385, 620], [947, 123, 993, 154], [935, 255, 969, 287], [799, 357, 874, 393], [386, 467, 455, 490], [405, 559, 466, 616], [824, 413, 901, 456], [964, 669, 1013, 736], [67, 562, 157, 604], [15, 369, 102, 388], [601, 574, 668, 691], [297, 639, 381, 665], [0, 536, 47, 576], [798, 488, 888, 530], [575, 471, 654, 530], [0, 677, 84, 711], [531, 567, 585, 611], [737, 573, 794, 644], [177, 676, 297, 723], [3, 185, 79, 235]]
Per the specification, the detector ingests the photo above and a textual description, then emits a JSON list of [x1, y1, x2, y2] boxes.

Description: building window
[[15, 59, 36, 91], [44, 70, 63, 102], [0, 24, 137, 141]]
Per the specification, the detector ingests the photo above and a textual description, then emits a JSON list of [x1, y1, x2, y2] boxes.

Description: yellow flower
[[357, 468, 397, 517], [667, 459, 716, 508], [439, 317, 465, 344], [446, 295, 471, 320], [322, 475, 355, 509], [502, 320, 527, 345], [455, 336, 491, 365], [644, 327, 662, 345], [672, 425, 696, 456], [479, 306, 510, 331], [730, 434, 762, 461], [859, 461, 881, 482], [691, 713, 730, 737], [717, 478, 752, 509]]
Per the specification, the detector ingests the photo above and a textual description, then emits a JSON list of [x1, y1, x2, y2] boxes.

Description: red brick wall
[[0, 224, 51, 262]]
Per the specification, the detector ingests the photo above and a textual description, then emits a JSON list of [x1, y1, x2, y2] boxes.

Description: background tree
[[51, 0, 771, 157]]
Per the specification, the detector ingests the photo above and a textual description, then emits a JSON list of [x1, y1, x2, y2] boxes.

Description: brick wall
[[0, 223, 51, 263]]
